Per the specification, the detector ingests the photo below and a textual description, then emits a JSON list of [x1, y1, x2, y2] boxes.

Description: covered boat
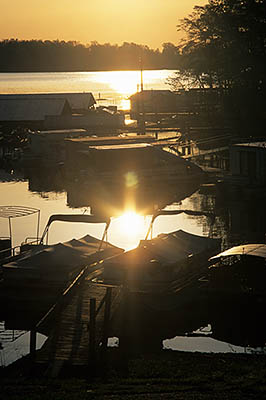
[[1, 212, 124, 295], [208, 244, 266, 296], [100, 209, 221, 293]]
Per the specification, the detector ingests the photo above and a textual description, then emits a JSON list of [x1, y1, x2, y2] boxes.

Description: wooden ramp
[[36, 280, 121, 370]]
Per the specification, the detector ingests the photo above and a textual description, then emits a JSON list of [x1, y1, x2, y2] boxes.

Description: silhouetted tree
[[168, 0, 266, 136], [170, 0, 266, 90]]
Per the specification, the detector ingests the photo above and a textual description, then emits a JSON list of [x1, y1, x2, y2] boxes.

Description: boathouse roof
[[233, 141, 266, 149], [32, 129, 87, 136], [0, 98, 71, 121], [87, 143, 151, 151], [0, 92, 96, 112], [129, 90, 176, 99]]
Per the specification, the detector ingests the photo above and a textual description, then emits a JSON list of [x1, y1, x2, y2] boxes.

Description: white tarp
[[210, 244, 266, 260]]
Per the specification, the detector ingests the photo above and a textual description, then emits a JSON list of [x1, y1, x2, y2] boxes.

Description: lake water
[[1, 70, 266, 364], [0, 69, 176, 111], [0, 69, 204, 251]]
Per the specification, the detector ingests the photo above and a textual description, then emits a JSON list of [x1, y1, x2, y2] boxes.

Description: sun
[[117, 211, 144, 238]]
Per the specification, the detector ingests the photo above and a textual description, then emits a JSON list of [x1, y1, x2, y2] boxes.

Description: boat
[[0, 209, 124, 298], [205, 244, 266, 348], [99, 209, 221, 294], [207, 243, 266, 298]]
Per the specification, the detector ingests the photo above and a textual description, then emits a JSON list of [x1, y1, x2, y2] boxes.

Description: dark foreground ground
[[1, 349, 266, 399]]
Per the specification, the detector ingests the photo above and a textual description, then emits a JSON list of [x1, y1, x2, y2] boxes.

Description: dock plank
[[36, 281, 120, 366]]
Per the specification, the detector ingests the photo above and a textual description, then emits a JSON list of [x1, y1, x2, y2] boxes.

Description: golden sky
[[1, 0, 207, 48]]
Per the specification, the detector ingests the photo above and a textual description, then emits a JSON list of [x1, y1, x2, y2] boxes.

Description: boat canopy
[[145, 209, 215, 240], [0, 206, 40, 219], [45, 214, 110, 227], [40, 214, 111, 247], [210, 244, 266, 261], [0, 206, 41, 250]]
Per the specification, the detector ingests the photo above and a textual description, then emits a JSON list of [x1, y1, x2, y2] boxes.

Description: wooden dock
[[34, 277, 122, 374]]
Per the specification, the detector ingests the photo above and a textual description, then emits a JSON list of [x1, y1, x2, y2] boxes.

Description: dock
[[36, 281, 121, 369], [16, 256, 124, 377]]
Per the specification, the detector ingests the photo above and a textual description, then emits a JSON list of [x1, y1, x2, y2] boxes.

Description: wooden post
[[89, 298, 96, 370], [102, 287, 112, 349], [30, 329, 37, 362], [100, 287, 112, 377], [118, 287, 129, 376]]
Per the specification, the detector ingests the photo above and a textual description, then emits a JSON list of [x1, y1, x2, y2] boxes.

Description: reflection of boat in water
[[100, 209, 220, 293], [64, 142, 204, 212], [65, 142, 205, 188], [0, 210, 123, 298]]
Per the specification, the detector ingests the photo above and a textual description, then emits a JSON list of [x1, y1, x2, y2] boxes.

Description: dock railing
[[29, 254, 121, 375]]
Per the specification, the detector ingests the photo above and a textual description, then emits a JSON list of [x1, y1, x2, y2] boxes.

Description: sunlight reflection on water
[[0, 180, 203, 251], [0, 70, 176, 110]]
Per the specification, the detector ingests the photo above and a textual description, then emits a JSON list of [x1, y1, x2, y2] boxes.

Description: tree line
[[0, 39, 181, 72]]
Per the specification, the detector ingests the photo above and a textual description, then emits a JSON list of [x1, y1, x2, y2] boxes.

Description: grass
[[1, 349, 266, 399]]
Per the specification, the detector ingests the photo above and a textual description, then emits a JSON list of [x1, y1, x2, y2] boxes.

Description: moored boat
[[0, 211, 124, 298], [207, 243, 266, 298], [99, 209, 221, 294]]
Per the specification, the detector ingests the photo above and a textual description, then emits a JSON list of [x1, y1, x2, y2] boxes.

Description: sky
[[0, 0, 207, 48]]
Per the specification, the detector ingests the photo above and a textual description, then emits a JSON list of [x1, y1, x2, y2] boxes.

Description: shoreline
[[1, 349, 266, 399]]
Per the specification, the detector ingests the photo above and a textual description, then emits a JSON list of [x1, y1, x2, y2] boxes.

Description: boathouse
[[230, 141, 266, 185], [0, 97, 72, 130], [0, 92, 96, 113], [130, 90, 179, 119], [129, 88, 226, 122], [0, 92, 124, 131]]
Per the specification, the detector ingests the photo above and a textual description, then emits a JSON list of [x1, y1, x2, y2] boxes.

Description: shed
[[0, 98, 71, 130], [230, 141, 266, 185], [129, 90, 179, 119], [0, 92, 96, 113]]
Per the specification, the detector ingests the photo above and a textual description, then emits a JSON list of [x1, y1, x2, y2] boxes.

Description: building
[[0, 97, 72, 130], [130, 90, 179, 119], [129, 88, 227, 122], [0, 93, 96, 113], [230, 141, 266, 186], [0, 92, 125, 131]]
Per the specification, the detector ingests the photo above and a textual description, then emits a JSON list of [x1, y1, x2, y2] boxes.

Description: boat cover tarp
[[102, 229, 220, 284], [2, 234, 123, 278], [210, 244, 266, 261], [105, 229, 220, 266]]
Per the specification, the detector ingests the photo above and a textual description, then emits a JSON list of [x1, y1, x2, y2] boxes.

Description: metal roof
[[130, 90, 175, 99], [34, 129, 87, 136], [210, 244, 266, 260], [234, 142, 266, 149], [0, 98, 70, 121], [0, 92, 96, 110], [88, 143, 151, 151]]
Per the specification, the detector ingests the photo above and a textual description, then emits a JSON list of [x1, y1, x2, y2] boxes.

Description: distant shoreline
[[0, 68, 175, 73]]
